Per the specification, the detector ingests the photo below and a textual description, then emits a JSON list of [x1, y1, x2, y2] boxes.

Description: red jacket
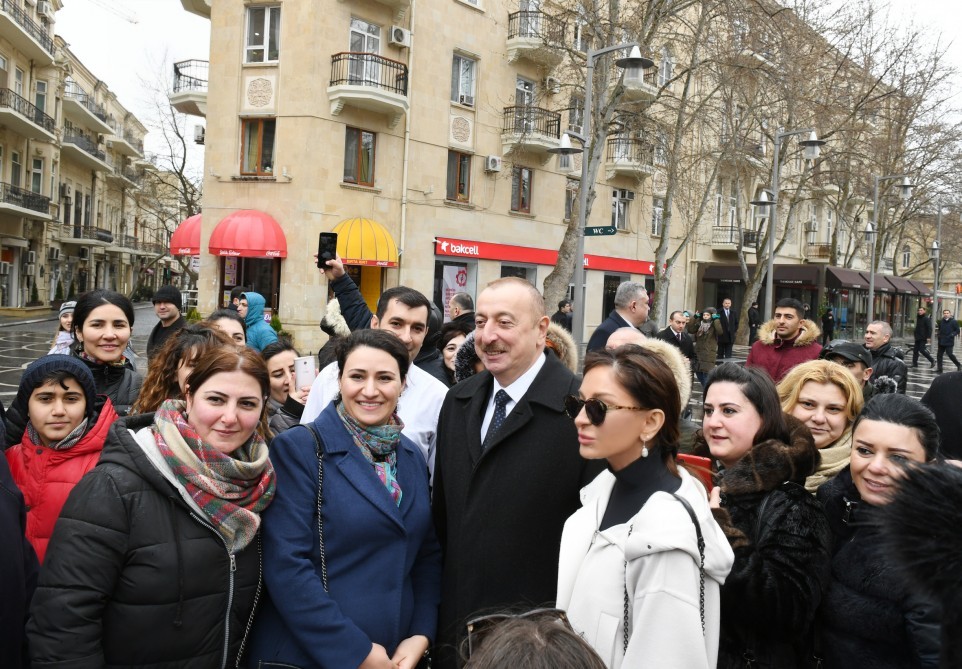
[[745, 319, 823, 383], [5, 399, 118, 562]]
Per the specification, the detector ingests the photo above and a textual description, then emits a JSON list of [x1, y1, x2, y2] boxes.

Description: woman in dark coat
[[248, 329, 441, 669], [27, 347, 276, 668], [688, 308, 724, 388], [696, 363, 832, 668], [816, 394, 941, 668]]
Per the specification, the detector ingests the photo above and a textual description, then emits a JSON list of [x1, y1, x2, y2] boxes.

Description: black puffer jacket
[[816, 468, 940, 668], [0, 445, 38, 668], [27, 413, 263, 669], [698, 415, 833, 668], [869, 342, 907, 394]]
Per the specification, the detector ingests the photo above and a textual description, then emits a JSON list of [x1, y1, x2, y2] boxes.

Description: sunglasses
[[563, 395, 645, 426], [465, 608, 571, 658]]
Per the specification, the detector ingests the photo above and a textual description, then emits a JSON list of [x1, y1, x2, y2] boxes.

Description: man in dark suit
[[432, 277, 595, 668], [717, 297, 738, 358], [585, 281, 649, 352], [655, 310, 696, 368]]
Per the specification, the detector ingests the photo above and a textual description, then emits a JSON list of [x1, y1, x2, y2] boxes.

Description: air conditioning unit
[[37, 0, 53, 20], [194, 125, 206, 144], [484, 155, 502, 172], [614, 188, 635, 201], [545, 76, 561, 94], [390, 26, 412, 48], [0, 262, 10, 275], [458, 94, 475, 107], [60, 183, 72, 199], [624, 190, 635, 201], [26, 250, 36, 264], [805, 221, 819, 232], [24, 263, 36, 276], [80, 247, 89, 260], [48, 247, 60, 261]]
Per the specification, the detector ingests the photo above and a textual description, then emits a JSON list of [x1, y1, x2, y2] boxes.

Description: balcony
[[179, 0, 211, 19], [328, 53, 409, 128], [0, 88, 56, 142], [506, 11, 565, 67], [621, 67, 658, 102], [0, 0, 54, 65], [110, 128, 145, 158], [106, 161, 142, 189], [140, 241, 165, 255], [121, 234, 142, 252], [734, 34, 775, 69], [170, 60, 208, 117], [0, 181, 51, 219], [606, 138, 654, 180], [717, 131, 767, 168], [807, 242, 832, 262], [63, 82, 113, 134], [82, 227, 114, 245], [61, 134, 112, 172], [501, 106, 561, 158], [711, 226, 758, 252]]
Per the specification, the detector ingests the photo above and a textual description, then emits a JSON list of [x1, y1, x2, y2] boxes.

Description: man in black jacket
[[448, 292, 476, 330], [717, 297, 738, 358], [146, 285, 186, 358], [655, 310, 696, 368], [936, 308, 962, 373], [864, 321, 907, 393], [911, 307, 936, 368], [747, 301, 761, 345], [585, 281, 649, 352], [550, 299, 573, 331]]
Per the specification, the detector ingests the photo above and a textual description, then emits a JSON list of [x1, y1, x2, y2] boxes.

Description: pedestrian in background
[[936, 308, 961, 373], [439, 321, 472, 386], [207, 308, 247, 345], [238, 291, 279, 352], [48, 300, 76, 355], [820, 308, 835, 346], [912, 306, 936, 368], [745, 298, 822, 384], [261, 339, 310, 435], [747, 301, 761, 345], [146, 285, 187, 358], [716, 297, 738, 359], [551, 299, 573, 332], [688, 308, 723, 388], [864, 321, 907, 393]]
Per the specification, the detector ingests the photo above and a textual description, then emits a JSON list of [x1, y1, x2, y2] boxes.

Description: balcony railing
[[81, 227, 114, 243], [606, 138, 654, 166], [330, 53, 408, 96], [712, 226, 758, 247], [172, 59, 209, 93], [0, 0, 54, 55], [122, 234, 140, 250], [507, 10, 565, 43], [0, 87, 55, 132], [807, 243, 832, 259], [122, 131, 144, 155], [141, 241, 165, 255], [63, 133, 107, 162], [502, 105, 561, 139], [64, 81, 109, 123], [0, 181, 49, 214]]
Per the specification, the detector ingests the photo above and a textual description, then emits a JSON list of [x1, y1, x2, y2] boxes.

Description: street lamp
[[750, 129, 825, 317], [548, 42, 652, 353], [930, 240, 941, 318], [867, 174, 914, 323]]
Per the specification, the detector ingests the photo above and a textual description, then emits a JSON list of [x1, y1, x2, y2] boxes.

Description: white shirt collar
[[492, 350, 547, 403]]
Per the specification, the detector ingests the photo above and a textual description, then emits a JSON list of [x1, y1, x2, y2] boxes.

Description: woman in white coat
[[557, 344, 734, 669]]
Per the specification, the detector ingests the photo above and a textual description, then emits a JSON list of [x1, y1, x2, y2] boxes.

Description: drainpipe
[[398, 0, 416, 284]]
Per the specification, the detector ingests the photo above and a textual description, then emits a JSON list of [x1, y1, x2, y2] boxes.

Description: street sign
[[584, 226, 616, 237]]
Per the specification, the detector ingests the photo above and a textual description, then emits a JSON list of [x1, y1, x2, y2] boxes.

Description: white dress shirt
[[480, 352, 547, 442]]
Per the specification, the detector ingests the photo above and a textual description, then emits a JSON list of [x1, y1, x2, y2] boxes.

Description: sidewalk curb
[[0, 302, 154, 329]]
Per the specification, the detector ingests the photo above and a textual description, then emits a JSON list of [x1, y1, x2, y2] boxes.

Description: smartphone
[[677, 454, 714, 492], [317, 232, 338, 268], [293, 356, 317, 390]]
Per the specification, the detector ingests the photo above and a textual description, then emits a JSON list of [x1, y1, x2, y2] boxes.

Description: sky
[[52, 0, 961, 169]]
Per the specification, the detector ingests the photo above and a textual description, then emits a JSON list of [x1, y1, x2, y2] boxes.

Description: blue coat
[[241, 291, 279, 352], [938, 317, 960, 347], [248, 403, 441, 669]]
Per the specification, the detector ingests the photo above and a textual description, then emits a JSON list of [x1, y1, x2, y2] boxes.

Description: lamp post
[[750, 129, 824, 318], [548, 43, 651, 353], [867, 174, 913, 323], [930, 240, 940, 318]]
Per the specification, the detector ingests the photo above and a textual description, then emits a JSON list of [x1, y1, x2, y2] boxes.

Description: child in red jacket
[[5, 355, 118, 562]]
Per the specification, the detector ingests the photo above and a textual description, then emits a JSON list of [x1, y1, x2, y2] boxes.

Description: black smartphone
[[317, 232, 338, 268]]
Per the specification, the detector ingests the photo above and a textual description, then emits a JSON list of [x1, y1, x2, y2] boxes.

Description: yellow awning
[[332, 218, 399, 267]]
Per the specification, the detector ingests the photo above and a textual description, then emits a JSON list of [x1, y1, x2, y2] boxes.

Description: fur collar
[[755, 318, 821, 348], [545, 322, 578, 374], [720, 414, 819, 495]]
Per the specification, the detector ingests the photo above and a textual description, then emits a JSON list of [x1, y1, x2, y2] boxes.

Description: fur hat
[[454, 330, 481, 384], [13, 355, 97, 420], [59, 300, 77, 319], [152, 285, 182, 308], [633, 336, 693, 408], [320, 299, 351, 338], [545, 322, 578, 373]]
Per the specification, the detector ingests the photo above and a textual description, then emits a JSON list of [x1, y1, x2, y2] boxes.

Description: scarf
[[336, 400, 404, 506], [79, 349, 129, 368], [26, 418, 89, 451], [698, 319, 713, 336], [153, 399, 276, 552], [805, 429, 853, 494]]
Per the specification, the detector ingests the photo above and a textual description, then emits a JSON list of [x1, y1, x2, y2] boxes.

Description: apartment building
[[171, 0, 927, 350]]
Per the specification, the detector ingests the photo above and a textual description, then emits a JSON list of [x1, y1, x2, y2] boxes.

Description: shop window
[[240, 118, 276, 176], [511, 166, 533, 213], [245, 6, 281, 63], [446, 151, 471, 202], [612, 188, 633, 231], [434, 260, 478, 319], [451, 54, 476, 106], [501, 263, 536, 286], [344, 127, 376, 186], [602, 273, 629, 320]]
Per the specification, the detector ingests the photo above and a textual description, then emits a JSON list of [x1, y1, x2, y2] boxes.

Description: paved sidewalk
[[0, 302, 154, 328]]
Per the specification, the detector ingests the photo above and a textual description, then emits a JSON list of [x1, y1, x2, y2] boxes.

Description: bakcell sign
[[434, 237, 653, 275]]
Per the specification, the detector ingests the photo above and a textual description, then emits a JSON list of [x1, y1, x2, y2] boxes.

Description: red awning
[[208, 210, 287, 258], [169, 214, 201, 256]]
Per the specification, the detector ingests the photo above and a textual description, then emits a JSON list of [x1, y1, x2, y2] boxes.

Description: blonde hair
[[777, 359, 864, 423]]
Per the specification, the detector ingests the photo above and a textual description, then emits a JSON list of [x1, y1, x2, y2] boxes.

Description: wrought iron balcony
[[170, 61, 207, 118], [122, 234, 140, 250], [0, 87, 55, 139], [328, 53, 410, 128], [712, 226, 758, 251], [501, 106, 561, 157], [62, 133, 111, 172], [622, 67, 658, 101], [64, 81, 109, 123], [606, 138, 654, 178], [0, 0, 54, 63], [81, 227, 114, 244], [0, 181, 50, 214], [506, 11, 565, 66]]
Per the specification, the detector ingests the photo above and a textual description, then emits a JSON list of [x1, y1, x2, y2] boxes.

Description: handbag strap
[[297, 424, 328, 592]]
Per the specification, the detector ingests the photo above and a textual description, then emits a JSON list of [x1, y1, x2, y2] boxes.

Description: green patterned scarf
[[336, 400, 405, 506]]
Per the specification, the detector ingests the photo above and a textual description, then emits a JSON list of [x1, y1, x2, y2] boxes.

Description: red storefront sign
[[434, 237, 654, 275]]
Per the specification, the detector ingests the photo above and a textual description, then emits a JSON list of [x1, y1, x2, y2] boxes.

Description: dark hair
[[261, 339, 300, 361], [669, 310, 684, 320], [133, 324, 236, 414], [185, 346, 272, 439], [207, 308, 248, 335], [584, 345, 681, 463], [229, 286, 245, 302], [72, 289, 135, 342], [451, 292, 474, 311], [704, 362, 790, 445], [336, 329, 411, 384], [463, 614, 606, 669], [439, 320, 474, 351], [775, 297, 805, 319], [557, 299, 571, 311], [375, 286, 432, 322], [853, 394, 940, 460]]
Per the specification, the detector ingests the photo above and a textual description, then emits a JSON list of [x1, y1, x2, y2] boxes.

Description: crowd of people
[[1, 265, 960, 669]]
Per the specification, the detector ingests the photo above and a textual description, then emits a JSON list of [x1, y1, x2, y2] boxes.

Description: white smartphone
[[293, 356, 316, 390]]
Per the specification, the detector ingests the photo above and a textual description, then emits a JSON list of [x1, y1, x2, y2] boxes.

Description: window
[[568, 96, 584, 132], [825, 208, 833, 242], [728, 180, 738, 226], [343, 127, 376, 186], [245, 6, 281, 63], [35, 80, 46, 113], [572, 6, 589, 52], [658, 47, 673, 86], [14, 68, 23, 97], [11, 150, 21, 188], [564, 178, 578, 220], [558, 152, 572, 171], [511, 166, 533, 213], [751, 188, 768, 231], [500, 263, 536, 285], [30, 158, 42, 194], [901, 245, 911, 269], [240, 118, 276, 176], [348, 18, 381, 84], [450, 54, 476, 106], [714, 177, 724, 226], [807, 205, 818, 244], [651, 196, 664, 235], [446, 150, 471, 201], [612, 188, 633, 231]]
